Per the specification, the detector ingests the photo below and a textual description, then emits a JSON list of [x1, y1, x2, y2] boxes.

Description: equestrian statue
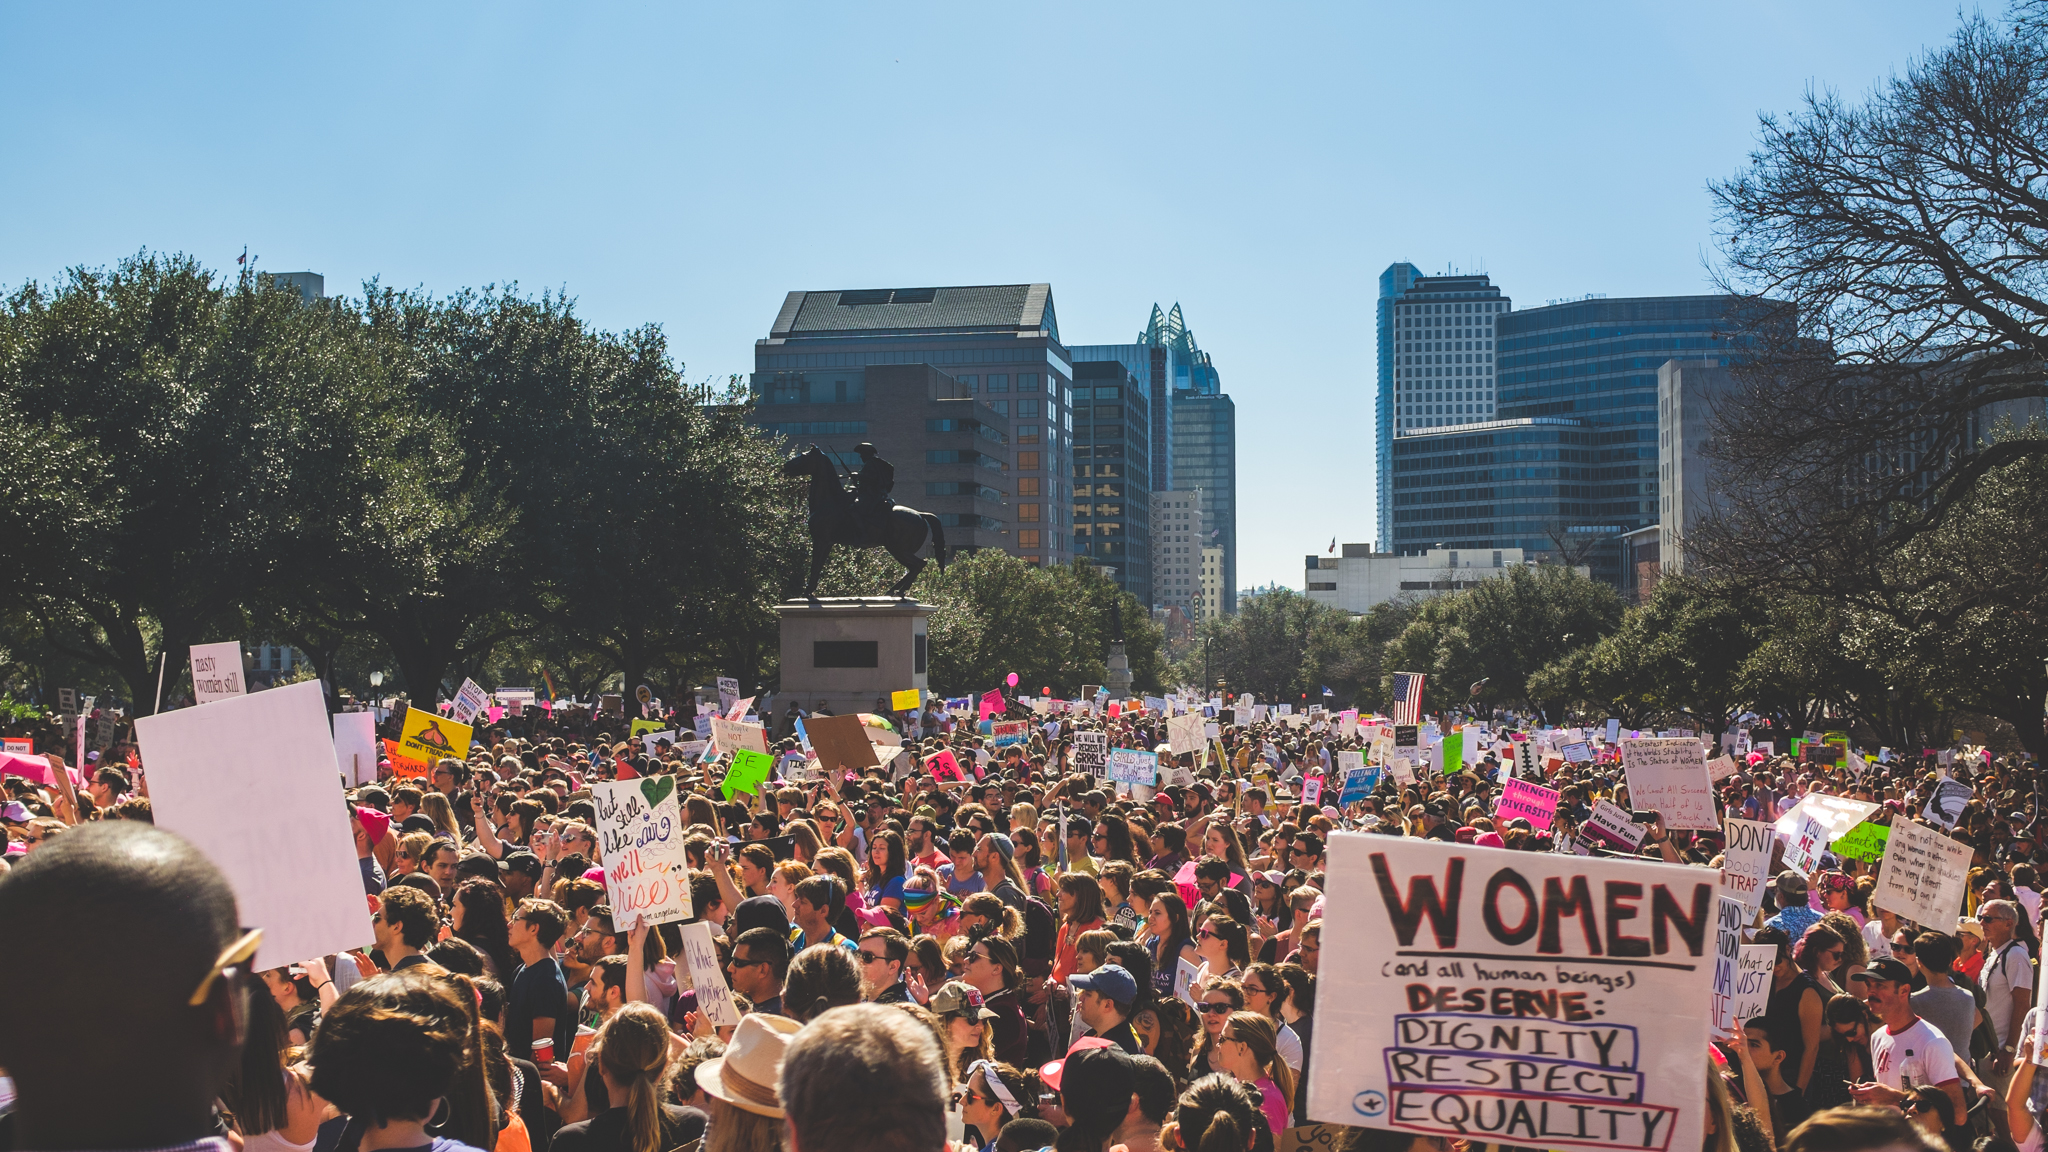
[[782, 443, 948, 599]]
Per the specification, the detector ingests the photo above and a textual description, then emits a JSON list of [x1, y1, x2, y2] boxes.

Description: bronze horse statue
[[782, 445, 948, 598]]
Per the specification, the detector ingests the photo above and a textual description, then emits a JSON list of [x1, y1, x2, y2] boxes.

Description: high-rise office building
[[751, 285, 1072, 565], [1386, 295, 1747, 587], [1073, 302, 1236, 613], [1375, 263, 1424, 552], [1378, 271, 1510, 551], [1656, 358, 1740, 577], [1152, 488, 1203, 620], [1067, 358, 1153, 603]]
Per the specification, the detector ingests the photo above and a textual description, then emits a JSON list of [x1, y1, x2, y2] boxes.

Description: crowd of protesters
[[0, 688, 2044, 1152]]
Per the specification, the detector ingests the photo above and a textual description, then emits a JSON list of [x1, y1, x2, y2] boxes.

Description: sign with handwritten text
[[680, 919, 741, 1027], [591, 778, 693, 929], [1621, 738, 1716, 830]]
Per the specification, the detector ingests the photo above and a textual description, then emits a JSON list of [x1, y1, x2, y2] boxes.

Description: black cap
[[1865, 957, 1914, 986], [499, 850, 543, 879], [734, 894, 791, 937]]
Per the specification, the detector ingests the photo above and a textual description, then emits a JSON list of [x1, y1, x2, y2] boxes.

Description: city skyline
[[0, 2, 1969, 592]]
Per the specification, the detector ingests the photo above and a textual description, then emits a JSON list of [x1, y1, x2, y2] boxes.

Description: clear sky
[[0, 2, 1973, 592]]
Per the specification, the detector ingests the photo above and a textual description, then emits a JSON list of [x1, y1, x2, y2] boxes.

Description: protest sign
[[1732, 945, 1775, 1024], [721, 749, 775, 800], [1440, 729, 1463, 776], [1074, 730, 1109, 779], [979, 689, 1006, 720], [991, 720, 1029, 748], [679, 920, 742, 1028], [1922, 779, 1972, 830], [1622, 738, 1717, 830], [1830, 822, 1890, 862], [1389, 756, 1415, 784], [1561, 742, 1593, 763], [1772, 794, 1880, 843], [1168, 712, 1205, 757], [927, 749, 966, 784], [803, 714, 877, 774], [1495, 778, 1559, 832], [332, 711, 379, 787], [450, 678, 490, 726], [890, 688, 921, 712], [1779, 811, 1831, 875], [675, 739, 707, 761], [189, 641, 245, 705], [1575, 799, 1649, 856], [1707, 755, 1739, 782], [1719, 818, 1774, 910], [708, 717, 767, 758], [1341, 767, 1379, 805], [135, 680, 368, 964], [630, 718, 665, 739], [393, 706, 471, 780], [639, 729, 676, 756], [716, 676, 740, 715], [590, 778, 692, 929], [1109, 748, 1158, 788], [1306, 834, 1711, 1150], [498, 687, 536, 709], [1873, 818, 1972, 927], [1302, 776, 1324, 808], [1711, 896, 1747, 1033], [1604, 718, 1622, 744]]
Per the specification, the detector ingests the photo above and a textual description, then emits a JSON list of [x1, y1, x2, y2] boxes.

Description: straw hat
[[695, 1013, 801, 1118]]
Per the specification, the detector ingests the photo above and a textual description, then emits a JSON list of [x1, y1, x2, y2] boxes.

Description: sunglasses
[[188, 928, 265, 1007], [1198, 1002, 1236, 1015]]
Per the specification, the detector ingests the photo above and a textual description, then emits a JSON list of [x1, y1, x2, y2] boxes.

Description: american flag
[[1390, 672, 1425, 726]]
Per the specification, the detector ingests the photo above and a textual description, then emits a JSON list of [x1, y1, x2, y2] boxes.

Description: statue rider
[[850, 442, 895, 544]]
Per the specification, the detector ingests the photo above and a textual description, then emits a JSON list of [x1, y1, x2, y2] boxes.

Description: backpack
[[1021, 895, 1058, 976]]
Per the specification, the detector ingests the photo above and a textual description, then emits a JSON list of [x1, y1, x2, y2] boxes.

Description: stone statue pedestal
[[777, 598, 935, 718], [1106, 642, 1134, 700]]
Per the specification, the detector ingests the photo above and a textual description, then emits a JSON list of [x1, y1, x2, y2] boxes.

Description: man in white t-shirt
[[1979, 899, 2035, 1087], [1852, 958, 1969, 1124]]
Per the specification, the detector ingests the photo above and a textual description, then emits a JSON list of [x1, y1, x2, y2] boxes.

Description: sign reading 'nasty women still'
[[1308, 834, 1712, 1152]]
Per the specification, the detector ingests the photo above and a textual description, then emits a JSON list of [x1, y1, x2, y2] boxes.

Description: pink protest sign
[[979, 689, 1005, 720], [927, 749, 965, 784], [1495, 776, 1561, 831]]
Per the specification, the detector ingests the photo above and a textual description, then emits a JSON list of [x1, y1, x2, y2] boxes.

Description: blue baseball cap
[[1070, 963, 1137, 1006]]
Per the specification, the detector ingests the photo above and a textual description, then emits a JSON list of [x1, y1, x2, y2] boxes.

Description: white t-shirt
[[1984, 940, 2035, 1048], [1870, 1017, 1958, 1092], [1276, 1021, 1304, 1071], [1862, 921, 1894, 961]]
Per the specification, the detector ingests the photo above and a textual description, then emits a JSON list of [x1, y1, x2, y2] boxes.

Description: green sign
[[1442, 729, 1464, 775], [722, 749, 774, 800], [1832, 821, 1890, 861]]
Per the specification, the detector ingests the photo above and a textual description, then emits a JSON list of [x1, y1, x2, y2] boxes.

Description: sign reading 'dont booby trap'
[[1308, 834, 1712, 1152]]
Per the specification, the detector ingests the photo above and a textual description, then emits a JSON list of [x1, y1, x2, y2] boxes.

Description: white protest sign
[[450, 678, 490, 726], [188, 641, 246, 705], [332, 711, 380, 786], [590, 779, 692, 928], [1873, 818, 1972, 927], [1307, 834, 1711, 1150], [1707, 755, 1739, 782], [640, 729, 676, 756], [1168, 712, 1205, 757], [1712, 895, 1747, 1034], [708, 717, 767, 757], [716, 676, 740, 716], [1732, 945, 1774, 1028], [1621, 737, 1717, 830], [1074, 730, 1109, 779], [1779, 811, 1831, 876], [135, 680, 368, 963], [1719, 819, 1774, 911], [679, 919, 742, 1027], [1575, 799, 1649, 856], [1772, 794, 1880, 843]]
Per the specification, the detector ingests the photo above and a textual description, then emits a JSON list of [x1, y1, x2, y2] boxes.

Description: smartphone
[[1630, 811, 1661, 824]]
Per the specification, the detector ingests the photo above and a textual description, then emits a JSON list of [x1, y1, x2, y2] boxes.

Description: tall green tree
[[1382, 565, 1623, 718]]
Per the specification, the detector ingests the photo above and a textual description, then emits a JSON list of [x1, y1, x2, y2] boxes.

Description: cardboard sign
[[1707, 755, 1739, 782], [805, 714, 879, 774], [1831, 822, 1890, 862], [679, 920, 741, 1028], [590, 779, 693, 928], [709, 717, 767, 758], [979, 689, 1006, 720], [1622, 738, 1717, 830], [1575, 799, 1648, 856], [394, 706, 472, 780], [450, 678, 490, 726], [1306, 834, 1711, 1151], [1719, 818, 1774, 911], [991, 720, 1029, 748], [1495, 778, 1560, 832], [1167, 712, 1205, 757], [721, 749, 775, 800], [1561, 741, 1593, 763], [332, 711, 380, 787], [1873, 817, 1972, 927], [891, 688, 922, 712], [1074, 730, 1109, 779], [135, 680, 368, 964], [189, 641, 246, 705], [1109, 748, 1158, 788]]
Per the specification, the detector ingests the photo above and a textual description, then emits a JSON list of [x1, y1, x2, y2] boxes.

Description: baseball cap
[[1038, 1036, 1115, 1092], [1069, 963, 1137, 1006], [930, 981, 998, 1021], [1865, 958, 1914, 985], [734, 894, 791, 938], [499, 850, 543, 879]]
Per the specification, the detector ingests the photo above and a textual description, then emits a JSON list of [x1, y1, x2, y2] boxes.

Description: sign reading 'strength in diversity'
[[1308, 834, 1712, 1152]]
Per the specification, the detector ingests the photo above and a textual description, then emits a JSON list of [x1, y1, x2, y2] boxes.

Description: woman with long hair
[[421, 792, 465, 849], [221, 982, 326, 1152], [865, 829, 909, 911], [961, 934, 1029, 1066], [959, 892, 1023, 941], [1132, 999, 1199, 1089], [695, 1013, 797, 1152], [1214, 1013, 1294, 1136], [957, 1060, 1043, 1152], [260, 967, 321, 1047], [931, 981, 997, 1083], [1817, 910, 1868, 993], [1190, 980, 1245, 1080], [736, 843, 776, 899], [1145, 894, 1195, 998], [1165, 1073, 1273, 1152], [1014, 829, 1053, 898], [1201, 822, 1254, 895], [549, 1002, 705, 1152], [1194, 918, 1251, 982], [452, 878, 518, 980], [306, 969, 496, 1152], [1238, 963, 1303, 1073], [905, 870, 961, 944], [1094, 815, 1138, 867], [1054, 872, 1107, 983]]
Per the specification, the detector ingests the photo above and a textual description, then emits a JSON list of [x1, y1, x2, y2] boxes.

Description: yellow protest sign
[[891, 688, 922, 711], [630, 718, 664, 739], [392, 707, 472, 780]]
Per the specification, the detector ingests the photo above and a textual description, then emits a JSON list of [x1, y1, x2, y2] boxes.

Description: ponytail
[[597, 1003, 672, 1152], [1175, 1074, 1272, 1152], [1196, 1110, 1245, 1152]]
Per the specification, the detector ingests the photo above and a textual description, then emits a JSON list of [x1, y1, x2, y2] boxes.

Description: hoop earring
[[425, 1096, 450, 1129]]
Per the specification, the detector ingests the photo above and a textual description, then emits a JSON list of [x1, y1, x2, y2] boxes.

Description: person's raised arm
[[711, 841, 746, 914], [2009, 1036, 2039, 1145], [470, 793, 505, 859], [2005, 967, 2036, 1076], [1729, 1029, 1772, 1150], [626, 923, 648, 1005], [301, 956, 340, 1011]]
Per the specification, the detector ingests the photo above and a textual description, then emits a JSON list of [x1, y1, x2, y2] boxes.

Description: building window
[[1016, 399, 1043, 418], [1018, 503, 1041, 522], [988, 400, 1009, 416], [1017, 426, 1040, 444], [1018, 478, 1041, 496], [1018, 452, 1041, 470], [1018, 530, 1041, 548], [988, 374, 1010, 392], [1018, 374, 1041, 392], [957, 374, 978, 391]]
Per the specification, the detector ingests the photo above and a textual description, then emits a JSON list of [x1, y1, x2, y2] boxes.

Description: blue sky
[[1, 2, 1973, 591]]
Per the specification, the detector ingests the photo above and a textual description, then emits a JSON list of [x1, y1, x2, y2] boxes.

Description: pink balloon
[[1006, 673, 1019, 686]]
